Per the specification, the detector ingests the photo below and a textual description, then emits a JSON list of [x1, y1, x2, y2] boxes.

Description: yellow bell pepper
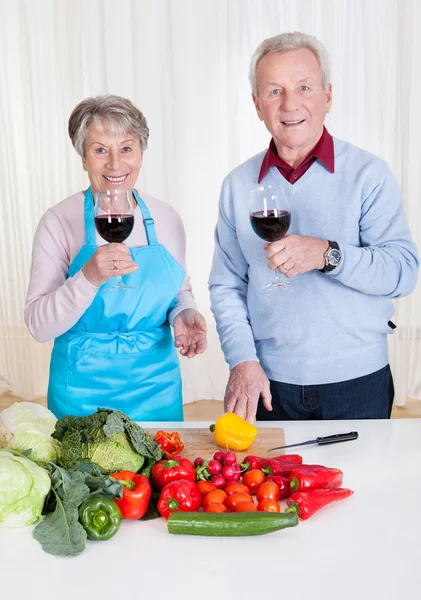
[[209, 412, 258, 451]]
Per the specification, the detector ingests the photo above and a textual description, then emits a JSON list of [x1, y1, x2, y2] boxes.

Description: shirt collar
[[258, 126, 335, 183]]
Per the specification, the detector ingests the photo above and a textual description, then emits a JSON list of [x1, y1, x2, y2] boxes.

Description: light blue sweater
[[209, 138, 419, 385]]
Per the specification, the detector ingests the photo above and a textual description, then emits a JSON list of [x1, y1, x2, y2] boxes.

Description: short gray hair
[[68, 94, 149, 157], [249, 31, 331, 95]]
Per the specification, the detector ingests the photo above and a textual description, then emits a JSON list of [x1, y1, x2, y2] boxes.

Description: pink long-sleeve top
[[24, 190, 197, 343]]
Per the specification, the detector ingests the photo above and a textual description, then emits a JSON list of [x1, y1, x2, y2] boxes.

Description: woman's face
[[82, 122, 143, 193]]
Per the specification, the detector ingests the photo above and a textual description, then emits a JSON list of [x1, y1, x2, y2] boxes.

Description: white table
[[1, 419, 421, 600]]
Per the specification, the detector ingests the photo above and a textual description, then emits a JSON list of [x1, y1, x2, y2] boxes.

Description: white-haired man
[[209, 32, 419, 422]]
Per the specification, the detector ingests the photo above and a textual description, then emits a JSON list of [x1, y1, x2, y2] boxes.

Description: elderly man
[[209, 32, 419, 422]]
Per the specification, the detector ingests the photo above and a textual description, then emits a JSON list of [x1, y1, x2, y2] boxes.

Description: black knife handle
[[316, 432, 359, 445]]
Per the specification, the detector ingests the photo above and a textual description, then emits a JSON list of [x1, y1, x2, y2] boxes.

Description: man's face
[[253, 48, 332, 154]]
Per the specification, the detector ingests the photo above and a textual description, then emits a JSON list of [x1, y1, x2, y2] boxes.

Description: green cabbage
[[0, 402, 61, 462], [0, 450, 51, 527]]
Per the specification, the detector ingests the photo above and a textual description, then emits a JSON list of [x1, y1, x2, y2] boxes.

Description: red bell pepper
[[154, 430, 184, 459], [110, 471, 151, 519], [289, 466, 343, 492], [264, 475, 291, 499], [151, 457, 196, 492], [285, 488, 353, 520], [158, 480, 202, 520]]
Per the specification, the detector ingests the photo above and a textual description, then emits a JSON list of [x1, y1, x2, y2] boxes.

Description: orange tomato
[[242, 469, 266, 494], [197, 481, 217, 497], [224, 484, 251, 496], [234, 501, 257, 512], [257, 498, 281, 513], [225, 492, 253, 511], [205, 503, 229, 513], [202, 489, 227, 509], [256, 481, 281, 503]]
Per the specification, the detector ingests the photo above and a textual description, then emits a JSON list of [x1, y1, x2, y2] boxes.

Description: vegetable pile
[[0, 404, 354, 553]]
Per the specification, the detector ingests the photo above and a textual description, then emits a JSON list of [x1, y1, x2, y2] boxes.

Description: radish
[[213, 451, 225, 462], [207, 460, 222, 475], [222, 464, 241, 482], [194, 457, 204, 468], [223, 452, 237, 465], [210, 475, 226, 489]]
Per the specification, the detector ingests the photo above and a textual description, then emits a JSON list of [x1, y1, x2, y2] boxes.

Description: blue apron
[[47, 188, 186, 421]]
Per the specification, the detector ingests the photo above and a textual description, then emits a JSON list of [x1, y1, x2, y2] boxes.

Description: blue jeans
[[256, 365, 394, 420]]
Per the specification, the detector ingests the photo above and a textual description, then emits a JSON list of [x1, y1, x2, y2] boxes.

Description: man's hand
[[174, 308, 207, 358], [82, 243, 138, 287], [224, 361, 272, 423], [265, 235, 329, 278]]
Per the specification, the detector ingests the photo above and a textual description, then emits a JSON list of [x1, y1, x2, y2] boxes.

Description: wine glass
[[94, 190, 135, 291], [250, 184, 292, 291]]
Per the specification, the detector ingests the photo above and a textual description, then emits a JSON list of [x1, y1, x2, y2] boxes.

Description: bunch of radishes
[[194, 451, 243, 488]]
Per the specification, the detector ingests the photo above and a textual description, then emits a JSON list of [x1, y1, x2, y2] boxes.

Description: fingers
[[194, 313, 208, 332], [261, 384, 273, 412]]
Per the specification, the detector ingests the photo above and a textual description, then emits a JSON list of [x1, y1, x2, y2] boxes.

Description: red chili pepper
[[270, 454, 303, 464], [110, 471, 151, 519], [154, 430, 184, 459], [285, 488, 354, 520], [241, 455, 268, 472], [151, 457, 196, 492], [289, 466, 343, 492], [262, 462, 325, 478], [158, 480, 202, 520], [264, 475, 291, 499]]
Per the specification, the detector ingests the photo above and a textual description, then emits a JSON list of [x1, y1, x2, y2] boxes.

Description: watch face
[[328, 249, 342, 266]]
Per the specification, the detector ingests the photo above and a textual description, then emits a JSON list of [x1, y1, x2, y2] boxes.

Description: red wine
[[250, 210, 291, 242], [95, 214, 134, 243]]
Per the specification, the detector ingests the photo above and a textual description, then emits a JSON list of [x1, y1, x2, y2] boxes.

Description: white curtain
[[0, 0, 420, 405]]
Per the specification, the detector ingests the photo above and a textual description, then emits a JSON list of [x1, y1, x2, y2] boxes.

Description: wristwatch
[[319, 241, 342, 272]]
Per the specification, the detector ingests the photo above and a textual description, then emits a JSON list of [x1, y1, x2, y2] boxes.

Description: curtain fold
[[0, 0, 420, 404]]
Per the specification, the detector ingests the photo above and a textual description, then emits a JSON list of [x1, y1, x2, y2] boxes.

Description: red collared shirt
[[258, 126, 335, 184]]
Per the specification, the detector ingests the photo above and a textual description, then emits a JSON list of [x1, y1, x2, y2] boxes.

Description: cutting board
[[147, 428, 285, 462]]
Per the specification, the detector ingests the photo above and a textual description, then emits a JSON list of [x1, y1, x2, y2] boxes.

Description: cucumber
[[167, 511, 298, 536]]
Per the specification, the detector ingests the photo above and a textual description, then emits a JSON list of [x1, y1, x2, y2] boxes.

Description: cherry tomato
[[234, 501, 257, 512], [224, 483, 251, 496], [202, 489, 227, 509], [196, 481, 217, 497], [225, 492, 253, 511], [256, 481, 281, 503], [257, 498, 281, 513], [205, 503, 229, 513], [242, 469, 266, 494]]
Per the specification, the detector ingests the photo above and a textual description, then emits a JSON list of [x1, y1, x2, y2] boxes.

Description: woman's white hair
[[68, 94, 149, 157], [249, 31, 331, 95]]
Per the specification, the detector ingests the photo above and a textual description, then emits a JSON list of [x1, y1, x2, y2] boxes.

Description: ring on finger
[[113, 260, 118, 270]]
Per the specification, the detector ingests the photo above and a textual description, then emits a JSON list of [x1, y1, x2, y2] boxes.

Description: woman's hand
[[82, 243, 138, 287], [173, 309, 207, 358]]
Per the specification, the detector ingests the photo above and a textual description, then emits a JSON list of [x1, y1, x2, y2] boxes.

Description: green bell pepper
[[78, 495, 122, 541]]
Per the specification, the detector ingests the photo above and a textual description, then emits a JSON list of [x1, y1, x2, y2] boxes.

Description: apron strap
[[84, 187, 96, 246], [132, 190, 159, 246]]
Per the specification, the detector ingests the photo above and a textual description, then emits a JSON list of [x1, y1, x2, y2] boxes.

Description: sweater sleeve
[[164, 206, 197, 326], [209, 177, 259, 369], [24, 209, 99, 343], [328, 163, 419, 297]]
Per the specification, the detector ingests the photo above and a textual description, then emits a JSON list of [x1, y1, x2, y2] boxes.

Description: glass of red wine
[[250, 184, 292, 291], [94, 190, 135, 290]]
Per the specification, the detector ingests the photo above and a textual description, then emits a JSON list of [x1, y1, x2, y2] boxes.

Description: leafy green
[[0, 402, 61, 462], [33, 463, 123, 557], [140, 491, 161, 521], [0, 449, 51, 527], [52, 409, 164, 475]]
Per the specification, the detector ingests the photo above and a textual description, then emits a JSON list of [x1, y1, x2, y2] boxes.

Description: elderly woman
[[24, 94, 207, 421]]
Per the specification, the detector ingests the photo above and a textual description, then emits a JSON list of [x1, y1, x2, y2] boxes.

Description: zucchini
[[167, 511, 298, 536]]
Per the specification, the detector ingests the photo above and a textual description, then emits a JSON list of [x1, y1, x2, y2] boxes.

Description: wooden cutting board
[[147, 428, 285, 462]]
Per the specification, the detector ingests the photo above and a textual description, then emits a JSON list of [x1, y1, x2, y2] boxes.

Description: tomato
[[257, 498, 281, 513], [225, 492, 253, 511], [256, 481, 281, 503], [205, 503, 229, 513], [224, 483, 251, 496], [197, 481, 217, 497], [242, 469, 266, 494], [202, 489, 227, 509], [234, 501, 257, 512]]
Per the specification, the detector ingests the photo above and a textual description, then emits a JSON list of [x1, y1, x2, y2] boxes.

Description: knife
[[267, 431, 358, 452]]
